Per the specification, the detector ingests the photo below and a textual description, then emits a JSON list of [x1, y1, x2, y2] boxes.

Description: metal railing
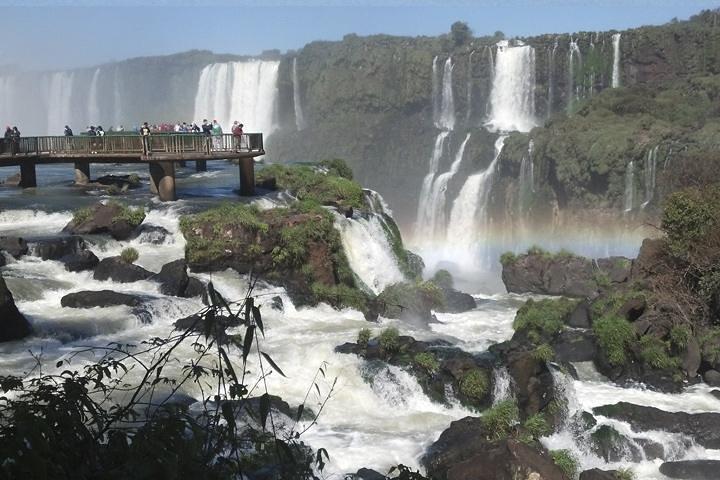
[[1, 133, 264, 156]]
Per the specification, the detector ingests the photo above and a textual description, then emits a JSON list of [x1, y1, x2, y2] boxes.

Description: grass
[[431, 269, 453, 290], [357, 328, 371, 347], [550, 449, 579, 478], [311, 283, 369, 313], [615, 467, 636, 480], [72, 207, 94, 225], [522, 413, 551, 442], [480, 400, 519, 440], [590, 289, 647, 319], [459, 369, 490, 402], [319, 158, 354, 180], [638, 335, 680, 370], [499, 251, 517, 266], [670, 325, 692, 349], [109, 202, 145, 227], [120, 247, 139, 264], [379, 327, 400, 353], [593, 314, 637, 367], [413, 352, 440, 375], [532, 344, 555, 362], [513, 298, 578, 340]]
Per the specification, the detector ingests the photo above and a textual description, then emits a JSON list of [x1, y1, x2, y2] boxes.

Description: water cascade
[[193, 60, 280, 137], [415, 131, 450, 239], [518, 139, 535, 213], [491, 367, 513, 404], [436, 57, 455, 131], [624, 160, 635, 212], [641, 145, 659, 208], [292, 57, 306, 131], [465, 51, 475, 123], [547, 39, 558, 116], [87, 68, 101, 125], [112, 66, 123, 128], [567, 39, 582, 113], [484, 46, 495, 118], [487, 41, 536, 132], [612, 33, 622, 88], [432, 56, 440, 125], [46, 71, 75, 135]]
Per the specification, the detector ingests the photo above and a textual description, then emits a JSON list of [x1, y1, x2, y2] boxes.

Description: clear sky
[[1, 0, 717, 70]]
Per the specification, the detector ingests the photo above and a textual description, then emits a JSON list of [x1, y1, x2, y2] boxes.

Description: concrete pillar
[[74, 161, 91, 185], [238, 157, 255, 196], [196, 160, 207, 172], [19, 162, 37, 188], [148, 164, 158, 195], [149, 161, 176, 201]]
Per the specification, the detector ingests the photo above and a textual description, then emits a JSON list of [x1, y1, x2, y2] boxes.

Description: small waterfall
[[567, 39, 582, 113], [465, 51, 475, 123], [46, 71, 75, 135], [484, 46, 495, 118], [193, 60, 280, 136], [432, 56, 440, 125], [624, 160, 635, 212], [436, 57, 456, 131], [445, 135, 506, 269], [87, 68, 101, 125], [612, 33, 622, 88], [518, 139, 535, 212], [415, 131, 450, 238], [113, 66, 123, 128], [292, 57, 306, 131], [547, 39, 558, 116], [486, 40, 536, 132], [641, 146, 659, 209], [491, 367, 513, 405]]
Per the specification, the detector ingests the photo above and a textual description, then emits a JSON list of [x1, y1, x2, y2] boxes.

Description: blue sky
[[1, 1, 717, 70]]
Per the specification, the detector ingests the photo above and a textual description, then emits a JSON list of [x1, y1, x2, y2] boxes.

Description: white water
[[568, 39, 582, 113], [641, 146, 658, 209], [87, 68, 101, 125], [113, 67, 123, 128], [547, 39, 558, 116], [487, 40, 536, 132], [492, 366, 513, 404], [465, 50, 475, 123], [193, 60, 280, 136], [624, 160, 635, 213], [518, 138, 535, 212], [436, 57, 456, 131], [612, 33, 622, 88], [431, 56, 440, 125], [46, 71, 75, 135], [415, 131, 450, 240], [292, 57, 307, 131]]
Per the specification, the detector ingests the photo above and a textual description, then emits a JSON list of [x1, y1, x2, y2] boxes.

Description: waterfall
[[548, 40, 558, 116], [424, 133, 471, 241], [436, 57, 455, 131], [465, 51, 475, 123], [87, 68, 101, 125], [484, 46, 495, 119], [612, 33, 622, 88], [112, 67, 123, 128], [624, 160, 635, 213], [486, 40, 536, 133], [415, 131, 450, 238], [46, 71, 75, 136], [292, 57, 306, 131], [518, 139, 535, 212], [445, 135, 505, 269], [193, 60, 280, 136], [0, 75, 15, 125], [568, 39, 582, 113], [491, 367, 513, 405], [641, 146, 659, 209]]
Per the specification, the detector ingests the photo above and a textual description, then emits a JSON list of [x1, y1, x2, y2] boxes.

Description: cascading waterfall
[[87, 68, 101, 125], [193, 60, 280, 136], [436, 57, 455, 131], [46, 71, 75, 135], [547, 39, 558, 116], [431, 56, 440, 125], [491, 366, 513, 404], [486, 40, 536, 132], [444, 135, 505, 270], [292, 57, 306, 131], [518, 139, 535, 213], [465, 50, 475, 123], [641, 145, 659, 209], [567, 39, 582, 113], [612, 33, 622, 88], [112, 66, 123, 128], [624, 160, 635, 212], [415, 131, 450, 239], [484, 46, 495, 118]]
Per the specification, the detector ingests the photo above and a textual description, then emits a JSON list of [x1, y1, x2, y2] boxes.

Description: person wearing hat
[[140, 122, 152, 155], [231, 121, 244, 151]]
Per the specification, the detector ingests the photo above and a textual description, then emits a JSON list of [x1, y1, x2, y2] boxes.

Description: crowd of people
[[2, 126, 21, 154]]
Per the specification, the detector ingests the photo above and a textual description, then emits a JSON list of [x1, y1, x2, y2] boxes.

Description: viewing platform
[[0, 133, 265, 201]]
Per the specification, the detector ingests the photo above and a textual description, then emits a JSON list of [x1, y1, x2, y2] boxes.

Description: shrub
[[532, 344, 555, 362], [662, 186, 720, 254], [72, 206, 93, 224], [522, 413, 551, 440], [513, 298, 577, 340], [110, 202, 145, 227], [615, 468, 636, 480], [594, 271, 612, 288], [431, 269, 454, 290], [480, 400, 519, 440], [459, 369, 490, 401], [670, 325, 692, 349], [379, 327, 400, 353], [593, 315, 636, 366], [120, 247, 139, 264], [500, 251, 517, 266], [357, 328, 371, 347], [639, 335, 679, 370], [311, 283, 368, 313], [414, 352, 440, 375], [527, 245, 548, 257], [255, 164, 363, 208], [319, 158, 353, 180], [550, 450, 578, 478], [128, 173, 140, 185]]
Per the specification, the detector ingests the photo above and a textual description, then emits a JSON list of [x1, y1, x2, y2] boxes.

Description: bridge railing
[[8, 133, 263, 156]]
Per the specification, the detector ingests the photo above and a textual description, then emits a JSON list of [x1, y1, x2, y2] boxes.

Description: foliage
[[431, 269, 453, 290], [522, 413, 551, 442], [513, 298, 577, 340], [593, 315, 637, 366], [357, 328, 371, 347], [311, 283, 369, 313], [532, 344, 555, 362], [459, 369, 489, 402], [550, 449, 579, 479], [594, 271, 612, 288], [319, 158, 353, 180], [379, 327, 400, 353], [377, 281, 445, 319], [72, 206, 94, 224], [662, 186, 720, 254], [590, 289, 647, 319], [413, 352, 440, 375], [480, 400, 519, 440], [615, 467, 636, 480], [120, 247, 139, 264], [670, 325, 692, 349], [450, 21, 472, 46], [110, 202, 145, 227], [638, 335, 680, 370], [499, 251, 517, 266]]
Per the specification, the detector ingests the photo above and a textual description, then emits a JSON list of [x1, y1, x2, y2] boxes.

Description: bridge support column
[[196, 160, 207, 172], [74, 161, 91, 185], [149, 161, 176, 201], [19, 162, 37, 188], [238, 157, 255, 196]]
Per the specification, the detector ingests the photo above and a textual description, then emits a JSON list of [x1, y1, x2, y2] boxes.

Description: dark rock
[[2, 173, 21, 186], [132, 224, 170, 245], [173, 312, 242, 337], [659, 460, 720, 479], [60, 290, 143, 308], [618, 296, 646, 322], [703, 369, 720, 387], [0, 254, 4, 267], [153, 259, 189, 296], [256, 175, 277, 190], [552, 330, 597, 363], [682, 335, 701, 378], [568, 300, 592, 328], [94, 257, 154, 283], [506, 349, 555, 419], [95, 174, 141, 190], [596, 257, 632, 283], [635, 438, 664, 460], [243, 395, 293, 420], [710, 389, 720, 400], [405, 250, 425, 279], [593, 402, 720, 449], [63, 202, 145, 241], [0, 236, 28, 258], [183, 277, 207, 301], [0, 275, 32, 342], [440, 288, 476, 313], [590, 425, 642, 462], [502, 252, 599, 298], [270, 295, 284, 311], [579, 469, 621, 480], [631, 238, 672, 279], [29, 235, 86, 260], [354, 468, 385, 480], [61, 250, 99, 272]]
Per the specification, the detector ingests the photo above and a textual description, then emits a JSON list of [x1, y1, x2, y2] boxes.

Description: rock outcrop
[[0, 275, 32, 342], [93, 257, 154, 283], [63, 202, 145, 240]]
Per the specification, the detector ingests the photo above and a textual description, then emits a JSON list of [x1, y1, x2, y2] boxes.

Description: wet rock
[[618, 296, 646, 321], [61, 250, 99, 272], [579, 469, 621, 480], [659, 460, 720, 479], [596, 257, 632, 284], [502, 252, 598, 298], [132, 224, 170, 245], [29, 235, 86, 260], [552, 330, 597, 363], [61, 290, 143, 308], [703, 369, 720, 387], [567, 300, 592, 328], [440, 288, 476, 313], [95, 174, 141, 190], [506, 349, 555, 420], [0, 274, 32, 342], [2, 173, 21, 186], [593, 402, 720, 449], [183, 277, 207, 302], [681, 335, 701, 378], [270, 295, 284, 311], [153, 259, 189, 296], [173, 312, 242, 336], [354, 468, 385, 480], [63, 202, 145, 240], [635, 438, 664, 460], [93, 256, 154, 283], [405, 250, 425, 279], [710, 389, 720, 400], [0, 236, 28, 258], [590, 425, 642, 462]]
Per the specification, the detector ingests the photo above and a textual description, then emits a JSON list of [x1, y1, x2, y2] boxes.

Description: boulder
[[618, 296, 646, 321], [0, 275, 32, 342], [552, 330, 598, 363], [183, 277, 207, 301], [354, 468, 385, 480], [405, 250, 425, 279], [132, 224, 170, 245], [0, 236, 28, 258], [703, 369, 720, 387], [2, 173, 21, 186], [506, 349, 556, 419], [29, 236, 86, 260], [596, 257, 632, 283], [593, 402, 720, 449], [63, 202, 145, 240], [269, 295, 284, 311], [635, 438, 664, 460], [590, 425, 642, 462], [579, 469, 621, 480], [440, 288, 476, 313], [567, 301, 592, 328], [61, 250, 99, 272], [659, 460, 720, 479], [631, 238, 672, 279], [681, 335, 701, 378], [60, 290, 143, 308], [710, 389, 720, 400], [93, 257, 154, 283], [502, 253, 598, 298], [153, 259, 189, 296]]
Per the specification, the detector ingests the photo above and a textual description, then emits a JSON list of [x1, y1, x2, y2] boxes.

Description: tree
[[450, 21, 472, 46]]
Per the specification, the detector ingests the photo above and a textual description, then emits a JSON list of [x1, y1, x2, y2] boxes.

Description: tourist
[[232, 121, 243, 151], [10, 127, 20, 155], [117, 125, 125, 132], [191, 123, 201, 133], [174, 122, 182, 133], [3, 126, 12, 154], [140, 122, 152, 155], [64, 125, 73, 136], [211, 120, 223, 150], [96, 126, 105, 137]]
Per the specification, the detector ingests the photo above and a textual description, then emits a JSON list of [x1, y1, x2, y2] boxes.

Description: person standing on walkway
[[231, 121, 243, 151], [140, 122, 152, 155], [3, 126, 11, 154], [211, 120, 223, 150], [10, 127, 20, 155]]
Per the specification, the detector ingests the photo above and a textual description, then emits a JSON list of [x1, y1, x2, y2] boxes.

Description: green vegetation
[[670, 325, 692, 349], [521, 413, 551, 442], [591, 288, 647, 319], [615, 467, 636, 480], [431, 269, 453, 290], [594, 271, 612, 288], [357, 328, 371, 347], [513, 298, 578, 341], [499, 251, 517, 266], [638, 335, 680, 370], [550, 449, 579, 479], [593, 315, 637, 366], [72, 206, 94, 224], [532, 344, 555, 362], [311, 283, 369, 313], [379, 327, 400, 353], [662, 186, 720, 254], [110, 202, 145, 227], [413, 352, 440, 375], [459, 369, 490, 402], [377, 281, 445, 319], [120, 247, 139, 264], [319, 158, 353, 180], [480, 400, 519, 440]]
